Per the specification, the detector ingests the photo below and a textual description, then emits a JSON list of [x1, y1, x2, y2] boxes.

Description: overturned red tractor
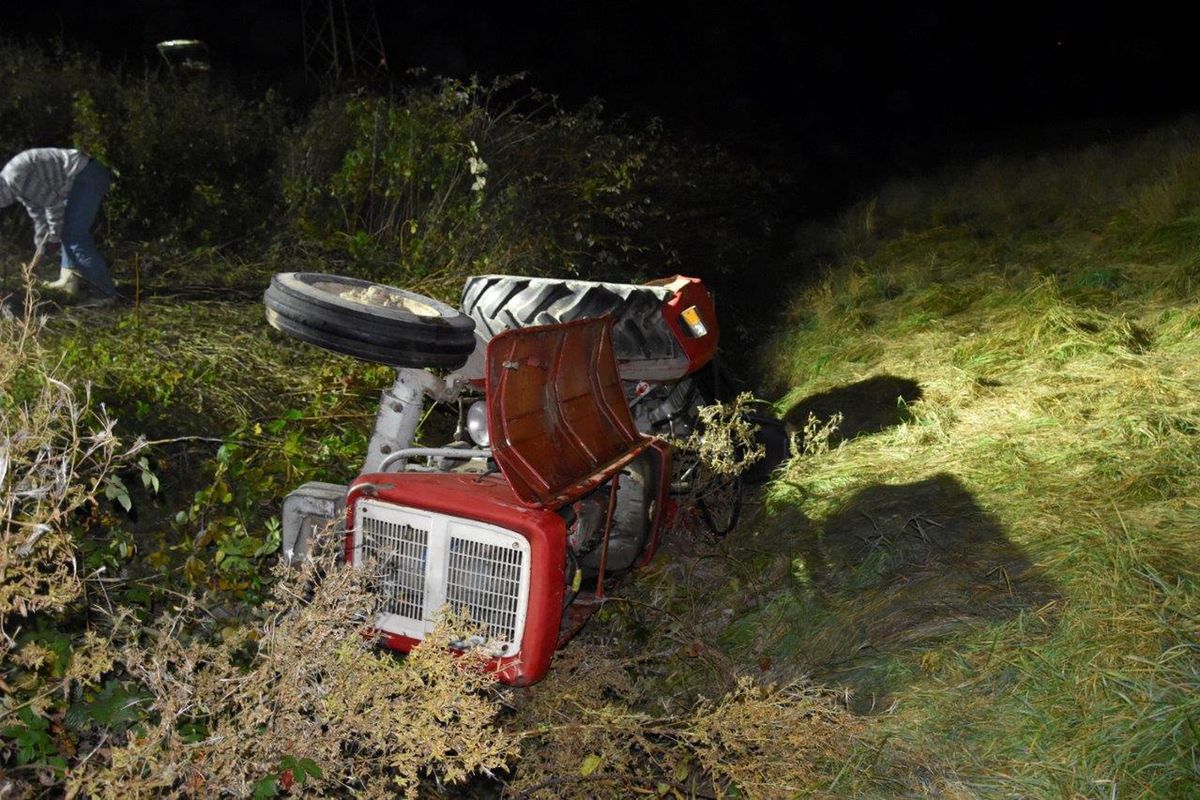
[[265, 273, 784, 685]]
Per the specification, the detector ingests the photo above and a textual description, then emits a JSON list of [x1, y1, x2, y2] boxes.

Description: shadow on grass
[[784, 374, 922, 444], [735, 474, 1055, 713]]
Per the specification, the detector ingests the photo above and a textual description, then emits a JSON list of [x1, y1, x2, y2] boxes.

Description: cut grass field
[[678, 121, 1200, 796]]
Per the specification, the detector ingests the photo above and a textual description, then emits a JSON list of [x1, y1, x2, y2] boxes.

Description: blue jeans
[[61, 159, 115, 297]]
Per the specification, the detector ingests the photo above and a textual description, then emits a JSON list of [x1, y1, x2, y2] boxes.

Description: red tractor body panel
[[337, 290, 711, 687], [649, 275, 719, 374], [486, 317, 655, 509], [346, 472, 567, 686]]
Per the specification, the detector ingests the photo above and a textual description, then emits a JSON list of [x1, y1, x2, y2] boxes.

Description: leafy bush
[[0, 41, 81, 157], [0, 39, 285, 257], [2, 38, 780, 306], [70, 80, 285, 249], [286, 77, 661, 287]]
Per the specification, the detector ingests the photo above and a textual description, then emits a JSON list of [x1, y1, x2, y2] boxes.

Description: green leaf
[[122, 586, 151, 606], [177, 720, 208, 743], [254, 527, 281, 557], [252, 776, 279, 799], [2, 708, 57, 766], [66, 680, 150, 731], [579, 753, 602, 776], [277, 755, 321, 784], [104, 475, 132, 510], [138, 457, 161, 493]]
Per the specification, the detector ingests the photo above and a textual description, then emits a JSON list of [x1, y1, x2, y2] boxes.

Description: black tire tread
[[461, 275, 681, 362], [265, 307, 471, 368], [264, 289, 473, 352]]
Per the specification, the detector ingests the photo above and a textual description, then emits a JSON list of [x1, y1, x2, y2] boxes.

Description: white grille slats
[[353, 499, 531, 655], [446, 532, 524, 644], [359, 516, 428, 620]]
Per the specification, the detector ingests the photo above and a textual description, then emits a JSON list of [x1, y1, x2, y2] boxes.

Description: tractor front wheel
[[263, 272, 477, 368]]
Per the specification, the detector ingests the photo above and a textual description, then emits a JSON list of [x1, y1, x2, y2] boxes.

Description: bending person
[[0, 147, 117, 306]]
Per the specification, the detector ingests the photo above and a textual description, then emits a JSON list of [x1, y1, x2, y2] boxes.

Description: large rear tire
[[264, 272, 476, 368], [461, 274, 681, 362]]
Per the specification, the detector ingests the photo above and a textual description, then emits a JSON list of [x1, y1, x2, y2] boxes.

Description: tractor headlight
[[466, 400, 490, 447]]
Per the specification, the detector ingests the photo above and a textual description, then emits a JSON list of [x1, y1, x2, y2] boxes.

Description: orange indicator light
[[681, 305, 708, 337]]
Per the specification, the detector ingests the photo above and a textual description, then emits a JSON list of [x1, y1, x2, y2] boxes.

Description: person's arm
[[19, 199, 54, 246], [44, 201, 65, 243]]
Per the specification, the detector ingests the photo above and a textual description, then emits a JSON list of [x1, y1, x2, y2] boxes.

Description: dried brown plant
[[1, 263, 131, 655], [71, 535, 514, 798], [505, 647, 862, 798], [678, 392, 767, 478]]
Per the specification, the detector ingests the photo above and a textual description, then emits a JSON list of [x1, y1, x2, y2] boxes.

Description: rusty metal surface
[[486, 317, 653, 509]]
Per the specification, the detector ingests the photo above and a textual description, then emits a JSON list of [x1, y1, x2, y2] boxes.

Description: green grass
[[724, 121, 1200, 796]]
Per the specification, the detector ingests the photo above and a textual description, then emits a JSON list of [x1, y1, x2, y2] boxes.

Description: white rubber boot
[[42, 267, 81, 298]]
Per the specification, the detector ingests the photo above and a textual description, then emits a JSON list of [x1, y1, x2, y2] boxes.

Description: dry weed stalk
[[4, 274, 510, 795], [72, 534, 513, 798], [1, 262, 131, 654], [678, 392, 767, 478], [667, 392, 767, 535], [798, 411, 843, 458]]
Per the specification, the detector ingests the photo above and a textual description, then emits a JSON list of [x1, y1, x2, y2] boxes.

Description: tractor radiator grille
[[358, 515, 428, 621], [353, 499, 530, 655], [446, 535, 524, 645]]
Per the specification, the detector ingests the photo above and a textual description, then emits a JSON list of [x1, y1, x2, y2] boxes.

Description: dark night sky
[[6, 2, 1198, 205]]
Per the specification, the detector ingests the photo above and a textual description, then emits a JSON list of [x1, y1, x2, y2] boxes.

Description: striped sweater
[[0, 148, 92, 245]]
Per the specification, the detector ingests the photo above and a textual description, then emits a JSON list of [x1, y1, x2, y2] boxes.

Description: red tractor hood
[[486, 317, 654, 509]]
